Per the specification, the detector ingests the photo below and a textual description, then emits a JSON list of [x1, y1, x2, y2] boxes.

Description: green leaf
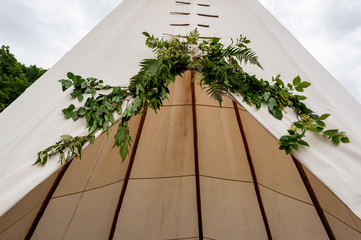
[[77, 107, 86, 116], [332, 135, 340, 144], [120, 143, 129, 161], [290, 144, 298, 150], [297, 140, 310, 147], [142, 32, 150, 37], [293, 75, 301, 86], [58, 79, 73, 91], [77, 94, 84, 102], [294, 122, 303, 129], [280, 135, 292, 142], [319, 114, 331, 120], [62, 104, 76, 119], [341, 137, 350, 143], [295, 95, 307, 100], [67, 72, 75, 79], [60, 134, 72, 140], [89, 122, 98, 133], [324, 129, 339, 136], [285, 147, 292, 155], [295, 85, 304, 92], [316, 120, 326, 127], [299, 81, 311, 89], [274, 109, 283, 120], [276, 78, 284, 86], [72, 111, 80, 121], [262, 92, 271, 101], [287, 130, 295, 135], [160, 87, 168, 100]]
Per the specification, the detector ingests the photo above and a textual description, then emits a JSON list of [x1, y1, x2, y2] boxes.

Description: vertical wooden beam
[[25, 162, 71, 239], [233, 101, 273, 240], [190, 71, 204, 239], [292, 157, 336, 240], [108, 112, 147, 240]]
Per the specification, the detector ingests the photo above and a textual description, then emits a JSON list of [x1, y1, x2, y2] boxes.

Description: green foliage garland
[[35, 29, 349, 166]]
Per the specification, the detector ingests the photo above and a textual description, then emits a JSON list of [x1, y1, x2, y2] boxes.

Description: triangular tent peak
[[1, 0, 361, 239]]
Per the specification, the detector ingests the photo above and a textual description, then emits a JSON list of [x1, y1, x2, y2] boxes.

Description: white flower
[[186, 43, 204, 61]]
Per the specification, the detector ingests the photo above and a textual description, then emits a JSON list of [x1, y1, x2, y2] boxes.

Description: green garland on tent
[[35, 29, 349, 166]]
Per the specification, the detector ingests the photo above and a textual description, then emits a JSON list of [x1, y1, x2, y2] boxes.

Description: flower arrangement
[[35, 29, 349, 166]]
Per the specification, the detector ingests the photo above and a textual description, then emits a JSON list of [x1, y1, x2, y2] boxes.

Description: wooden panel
[[200, 176, 268, 240], [33, 192, 82, 239], [197, 106, 253, 182], [53, 131, 108, 197], [0, 170, 59, 234], [163, 71, 192, 106], [113, 177, 198, 240], [260, 186, 329, 240], [325, 212, 361, 240], [33, 182, 123, 239], [54, 115, 140, 196], [304, 166, 361, 232], [86, 115, 141, 189], [239, 109, 312, 203], [62, 182, 123, 240], [0, 206, 40, 240], [130, 106, 195, 178]]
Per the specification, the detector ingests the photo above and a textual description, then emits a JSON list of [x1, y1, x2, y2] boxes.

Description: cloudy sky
[[1, 0, 361, 102]]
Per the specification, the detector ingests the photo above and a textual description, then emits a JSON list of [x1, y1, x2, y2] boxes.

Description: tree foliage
[[0, 45, 47, 112]]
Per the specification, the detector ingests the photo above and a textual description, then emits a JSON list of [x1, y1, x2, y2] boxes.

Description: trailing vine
[[35, 29, 349, 166]]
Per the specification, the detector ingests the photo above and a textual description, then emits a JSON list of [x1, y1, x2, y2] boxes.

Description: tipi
[[1, 0, 361, 239]]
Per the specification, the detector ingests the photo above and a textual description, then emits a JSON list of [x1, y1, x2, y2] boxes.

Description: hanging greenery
[[35, 29, 349, 166]]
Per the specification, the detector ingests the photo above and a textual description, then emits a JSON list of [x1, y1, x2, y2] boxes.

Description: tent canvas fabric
[[1, 0, 361, 239]]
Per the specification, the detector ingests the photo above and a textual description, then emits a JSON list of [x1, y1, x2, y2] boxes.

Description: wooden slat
[[108, 112, 147, 240], [191, 71, 204, 239], [233, 101, 273, 240]]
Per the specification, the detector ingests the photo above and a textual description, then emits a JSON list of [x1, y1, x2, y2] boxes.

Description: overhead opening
[[169, 24, 190, 26], [197, 13, 219, 18], [175, 1, 191, 4], [197, 3, 210, 7], [170, 12, 191, 15]]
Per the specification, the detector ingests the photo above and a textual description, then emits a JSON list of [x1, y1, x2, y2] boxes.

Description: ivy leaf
[[77, 107, 86, 116], [58, 79, 73, 91], [262, 92, 271, 101], [72, 111, 80, 121], [62, 104, 76, 119]]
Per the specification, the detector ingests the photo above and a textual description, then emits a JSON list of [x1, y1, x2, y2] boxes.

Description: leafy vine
[[35, 29, 349, 166]]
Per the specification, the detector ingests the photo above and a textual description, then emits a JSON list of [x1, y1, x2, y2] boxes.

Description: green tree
[[0, 45, 46, 112]]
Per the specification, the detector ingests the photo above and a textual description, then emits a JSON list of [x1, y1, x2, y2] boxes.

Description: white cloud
[[0, 0, 120, 68], [259, 0, 361, 102]]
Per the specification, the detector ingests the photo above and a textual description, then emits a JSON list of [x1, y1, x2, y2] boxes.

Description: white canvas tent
[[1, 0, 361, 239]]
